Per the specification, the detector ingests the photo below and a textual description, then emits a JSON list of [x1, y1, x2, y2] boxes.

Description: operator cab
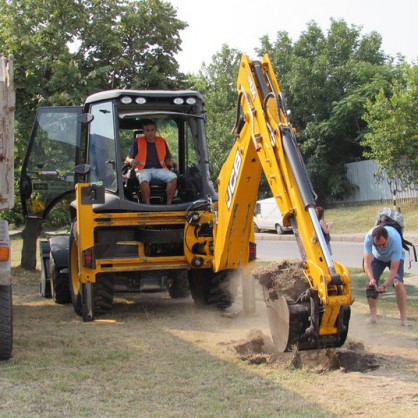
[[20, 90, 217, 218], [119, 117, 201, 205]]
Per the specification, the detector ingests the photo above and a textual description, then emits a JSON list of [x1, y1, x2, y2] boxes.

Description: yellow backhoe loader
[[20, 54, 353, 351]]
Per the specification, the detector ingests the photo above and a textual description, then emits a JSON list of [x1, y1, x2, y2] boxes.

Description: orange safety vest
[[135, 136, 168, 170]]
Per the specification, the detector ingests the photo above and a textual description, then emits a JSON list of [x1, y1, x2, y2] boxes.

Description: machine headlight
[[173, 97, 184, 105], [135, 97, 147, 104], [186, 97, 196, 105], [120, 96, 133, 104]]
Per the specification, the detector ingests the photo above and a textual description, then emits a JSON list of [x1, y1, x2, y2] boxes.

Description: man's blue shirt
[[364, 226, 404, 262]]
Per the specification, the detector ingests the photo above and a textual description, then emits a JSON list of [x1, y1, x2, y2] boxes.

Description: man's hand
[[127, 157, 139, 168], [368, 279, 376, 287], [166, 159, 177, 170]]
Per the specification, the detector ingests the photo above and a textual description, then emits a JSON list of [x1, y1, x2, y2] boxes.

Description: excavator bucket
[[263, 288, 351, 352]]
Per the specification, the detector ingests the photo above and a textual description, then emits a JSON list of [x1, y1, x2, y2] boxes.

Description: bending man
[[363, 225, 411, 327]]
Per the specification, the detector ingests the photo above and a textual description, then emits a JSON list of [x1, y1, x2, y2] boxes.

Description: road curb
[[256, 232, 418, 244], [10, 229, 418, 244]]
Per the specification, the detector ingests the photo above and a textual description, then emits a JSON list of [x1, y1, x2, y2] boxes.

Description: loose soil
[[245, 260, 379, 372], [253, 259, 308, 302], [233, 329, 380, 373]]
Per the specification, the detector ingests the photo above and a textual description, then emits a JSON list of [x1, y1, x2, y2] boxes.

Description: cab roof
[[85, 89, 204, 105]]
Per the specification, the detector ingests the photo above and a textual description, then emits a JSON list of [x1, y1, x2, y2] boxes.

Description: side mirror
[[77, 113, 94, 124], [74, 164, 91, 175]]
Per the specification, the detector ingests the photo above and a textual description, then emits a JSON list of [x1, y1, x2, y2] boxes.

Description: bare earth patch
[[233, 329, 379, 372]]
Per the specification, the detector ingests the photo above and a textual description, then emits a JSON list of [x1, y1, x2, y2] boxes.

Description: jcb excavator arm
[[214, 54, 354, 351]]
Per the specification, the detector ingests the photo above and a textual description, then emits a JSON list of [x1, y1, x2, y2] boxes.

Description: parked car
[[254, 197, 292, 235]]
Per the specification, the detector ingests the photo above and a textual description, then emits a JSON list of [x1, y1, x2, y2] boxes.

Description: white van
[[253, 197, 292, 234]]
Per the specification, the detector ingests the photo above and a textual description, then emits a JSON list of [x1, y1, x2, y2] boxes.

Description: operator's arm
[[125, 141, 140, 168], [125, 155, 140, 168], [163, 142, 176, 168]]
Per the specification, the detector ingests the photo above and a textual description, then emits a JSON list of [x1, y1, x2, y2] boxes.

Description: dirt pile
[[249, 261, 379, 372], [287, 340, 380, 372], [253, 259, 309, 300], [232, 329, 276, 364], [233, 330, 380, 372]]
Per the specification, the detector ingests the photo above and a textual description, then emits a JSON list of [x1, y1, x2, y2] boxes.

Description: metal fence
[[341, 160, 418, 203]]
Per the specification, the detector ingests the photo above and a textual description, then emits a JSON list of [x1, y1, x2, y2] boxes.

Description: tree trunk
[[20, 218, 43, 270]]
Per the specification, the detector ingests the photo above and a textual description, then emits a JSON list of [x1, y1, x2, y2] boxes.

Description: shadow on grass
[[7, 290, 336, 417]]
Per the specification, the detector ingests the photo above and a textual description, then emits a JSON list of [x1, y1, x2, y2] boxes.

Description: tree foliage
[[188, 20, 396, 202], [363, 62, 418, 186], [189, 45, 242, 177], [0, 0, 186, 184], [0, 0, 187, 138], [257, 19, 391, 201], [0, 0, 187, 269], [76, 0, 187, 90]]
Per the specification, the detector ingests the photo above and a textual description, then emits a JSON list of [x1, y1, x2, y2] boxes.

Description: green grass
[[325, 200, 418, 233]]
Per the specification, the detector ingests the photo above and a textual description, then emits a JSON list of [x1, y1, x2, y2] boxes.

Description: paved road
[[256, 238, 418, 275]]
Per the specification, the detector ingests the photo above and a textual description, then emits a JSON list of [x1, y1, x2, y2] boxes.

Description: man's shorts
[[137, 168, 177, 184], [371, 257, 404, 285]]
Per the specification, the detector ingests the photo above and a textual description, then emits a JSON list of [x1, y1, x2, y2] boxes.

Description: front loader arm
[[214, 55, 353, 340]]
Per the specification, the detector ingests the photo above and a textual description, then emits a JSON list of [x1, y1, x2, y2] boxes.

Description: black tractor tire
[[93, 275, 114, 315], [189, 269, 236, 309], [50, 258, 72, 304], [207, 269, 236, 309], [69, 223, 82, 316], [0, 285, 13, 360], [188, 269, 211, 306], [69, 222, 114, 319], [167, 271, 191, 299]]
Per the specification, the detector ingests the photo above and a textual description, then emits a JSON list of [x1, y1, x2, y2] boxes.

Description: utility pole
[[0, 55, 15, 360]]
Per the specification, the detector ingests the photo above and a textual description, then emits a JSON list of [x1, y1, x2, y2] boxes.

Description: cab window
[[87, 102, 117, 190]]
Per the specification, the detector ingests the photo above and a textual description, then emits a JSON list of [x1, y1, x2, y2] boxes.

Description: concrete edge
[[10, 229, 418, 245], [256, 232, 418, 244]]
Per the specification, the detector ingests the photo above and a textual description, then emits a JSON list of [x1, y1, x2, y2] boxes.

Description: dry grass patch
[[326, 200, 418, 233]]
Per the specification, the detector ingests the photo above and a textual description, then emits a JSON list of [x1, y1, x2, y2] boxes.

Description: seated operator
[[125, 119, 177, 204]]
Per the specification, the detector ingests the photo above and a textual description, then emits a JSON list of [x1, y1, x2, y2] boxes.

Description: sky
[[168, 0, 417, 74]]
